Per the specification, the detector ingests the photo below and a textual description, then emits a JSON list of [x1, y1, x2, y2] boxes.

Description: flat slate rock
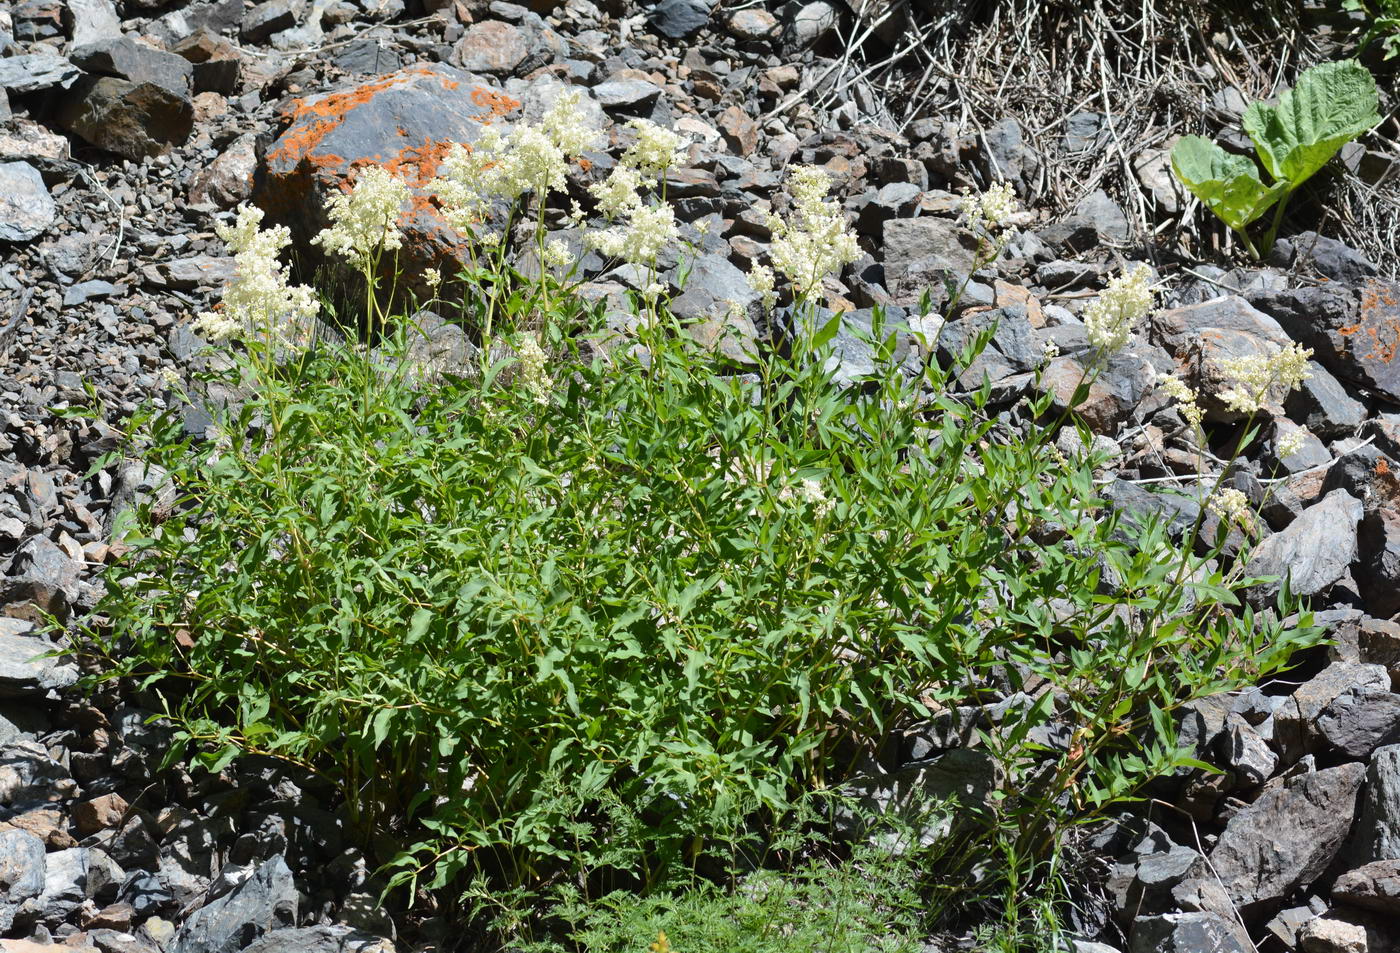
[[1333, 859, 1400, 915], [0, 619, 77, 697], [0, 52, 80, 94], [0, 162, 55, 243], [169, 856, 297, 953]]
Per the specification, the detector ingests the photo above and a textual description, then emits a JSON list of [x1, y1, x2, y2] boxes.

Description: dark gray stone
[[240, 926, 395, 953], [881, 216, 978, 303], [1219, 713, 1277, 787], [169, 857, 298, 953], [0, 161, 55, 243], [1318, 689, 1400, 759], [832, 748, 999, 849], [1208, 763, 1364, 917], [38, 846, 90, 922], [70, 36, 193, 97], [1274, 661, 1390, 761], [648, 0, 711, 38], [0, 535, 84, 622], [1286, 361, 1367, 439], [1129, 912, 1251, 953], [1350, 745, 1400, 865], [592, 77, 663, 110], [982, 117, 1038, 195], [54, 76, 194, 161], [241, 0, 300, 43], [1270, 230, 1379, 285], [0, 829, 45, 915], [1358, 504, 1400, 619], [856, 181, 922, 236], [0, 739, 78, 808]]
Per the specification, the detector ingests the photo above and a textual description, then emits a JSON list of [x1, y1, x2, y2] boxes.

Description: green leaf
[[1242, 60, 1379, 187], [1170, 135, 1288, 230]]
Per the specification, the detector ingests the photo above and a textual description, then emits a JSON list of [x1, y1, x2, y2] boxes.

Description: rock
[[592, 76, 662, 110], [1219, 713, 1277, 786], [1151, 295, 1294, 422], [188, 134, 255, 208], [716, 104, 758, 156], [1244, 488, 1362, 604], [73, 794, 129, 838], [69, 36, 193, 97], [451, 20, 530, 74], [982, 117, 1038, 196], [240, 926, 395, 953], [1134, 145, 1183, 214], [172, 31, 241, 96], [1038, 350, 1162, 435], [822, 308, 920, 387], [0, 739, 77, 808], [1208, 763, 1364, 917], [0, 51, 79, 94], [1358, 504, 1400, 619], [1334, 860, 1400, 916], [1129, 912, 1251, 953], [38, 846, 91, 922], [54, 76, 193, 161], [1351, 745, 1400, 865], [728, 8, 778, 40], [856, 181, 921, 236], [1318, 689, 1400, 760], [256, 64, 525, 286], [0, 829, 46, 913], [1298, 909, 1399, 953], [169, 857, 297, 953], [881, 217, 978, 303], [1250, 281, 1400, 404], [240, 0, 299, 43], [832, 748, 998, 849], [1270, 231, 1379, 285], [648, 0, 711, 39], [66, 0, 122, 46], [0, 162, 55, 243], [1, 535, 84, 621], [1274, 661, 1390, 761], [0, 617, 78, 697], [1287, 362, 1366, 439]]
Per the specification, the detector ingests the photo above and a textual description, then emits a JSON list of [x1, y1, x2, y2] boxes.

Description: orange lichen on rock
[[470, 86, 521, 122]]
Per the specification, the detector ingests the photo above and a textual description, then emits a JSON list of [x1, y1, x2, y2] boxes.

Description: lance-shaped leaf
[[1170, 135, 1288, 231], [1243, 60, 1380, 187]]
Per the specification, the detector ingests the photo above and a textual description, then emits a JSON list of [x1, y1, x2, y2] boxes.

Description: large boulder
[[53, 76, 193, 160]]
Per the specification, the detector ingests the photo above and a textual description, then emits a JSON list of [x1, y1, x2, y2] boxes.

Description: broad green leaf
[[1242, 60, 1379, 186], [1170, 135, 1288, 230]]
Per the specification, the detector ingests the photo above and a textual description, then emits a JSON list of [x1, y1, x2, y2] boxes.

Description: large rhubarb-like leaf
[[1170, 135, 1288, 231], [1242, 60, 1379, 187]]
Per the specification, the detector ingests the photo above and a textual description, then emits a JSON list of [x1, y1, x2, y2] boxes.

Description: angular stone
[[255, 65, 527, 289], [70, 36, 193, 97], [592, 76, 662, 110], [66, 0, 122, 46], [1286, 362, 1367, 439], [1334, 859, 1400, 916], [1245, 488, 1362, 603], [54, 76, 193, 161], [1351, 745, 1400, 865], [1152, 295, 1294, 422], [1358, 504, 1400, 619], [240, 926, 395, 953], [240, 0, 299, 43], [189, 134, 255, 208], [728, 8, 778, 40], [0, 161, 55, 243], [1318, 690, 1400, 759], [1038, 350, 1162, 435], [1250, 281, 1400, 404], [38, 846, 91, 921], [881, 216, 978, 303], [1129, 912, 1251, 953], [0, 740, 77, 808], [648, 0, 711, 39], [169, 857, 297, 953], [1, 535, 84, 622], [832, 748, 999, 849], [0, 829, 45, 906], [1274, 661, 1390, 761], [172, 30, 242, 96], [73, 793, 130, 838], [1219, 713, 1277, 786], [1297, 909, 1399, 953], [451, 20, 530, 75], [1208, 763, 1364, 917], [0, 52, 79, 94], [1271, 231, 1379, 285]]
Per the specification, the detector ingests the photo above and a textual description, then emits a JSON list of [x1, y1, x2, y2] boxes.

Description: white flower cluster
[[194, 204, 318, 342], [1218, 343, 1313, 415], [515, 333, 553, 404], [960, 182, 1019, 233], [777, 477, 834, 516], [433, 91, 599, 232], [747, 263, 776, 311], [1208, 487, 1255, 534], [310, 165, 410, 268], [1276, 428, 1307, 459], [584, 119, 690, 266], [1157, 373, 1204, 429], [621, 119, 688, 177], [587, 202, 678, 265], [767, 166, 861, 296], [1084, 265, 1156, 353]]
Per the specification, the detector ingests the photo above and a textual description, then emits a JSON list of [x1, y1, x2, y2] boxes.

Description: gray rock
[[784, 0, 838, 50], [1287, 362, 1367, 439], [1274, 661, 1391, 761], [67, 0, 123, 46], [0, 51, 79, 93], [1270, 231, 1379, 285], [1110, 844, 1200, 922], [1, 535, 84, 622], [1104, 480, 1202, 542], [1250, 281, 1400, 405], [1351, 745, 1400, 865], [240, 926, 395, 953], [0, 618, 78, 697], [0, 161, 55, 243], [1245, 488, 1362, 603], [70, 36, 193, 97], [1333, 859, 1400, 915], [1271, 419, 1331, 474], [1358, 504, 1400, 619], [169, 856, 298, 953], [241, 0, 300, 43], [0, 739, 78, 808], [881, 216, 978, 303], [38, 846, 90, 922], [189, 134, 257, 209], [648, 0, 711, 39], [982, 117, 1038, 196], [856, 181, 921, 236], [62, 280, 121, 307], [1265, 906, 1320, 950], [1129, 912, 1251, 953], [1318, 689, 1400, 759], [0, 829, 46, 912], [1208, 762, 1364, 917], [821, 308, 920, 387], [54, 76, 194, 161], [592, 77, 662, 110], [1219, 713, 1277, 787], [832, 748, 999, 849], [1038, 349, 1163, 435]]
